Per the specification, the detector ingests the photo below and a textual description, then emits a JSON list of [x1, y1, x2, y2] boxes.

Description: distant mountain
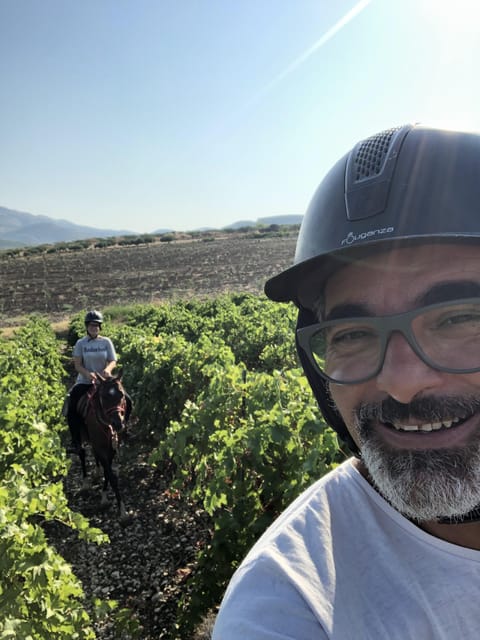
[[0, 207, 303, 249], [224, 215, 302, 230], [257, 215, 302, 226], [152, 228, 175, 234], [0, 206, 135, 249], [223, 220, 256, 230]]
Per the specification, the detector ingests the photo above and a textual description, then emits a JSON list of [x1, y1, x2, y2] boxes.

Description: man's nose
[[375, 331, 444, 404]]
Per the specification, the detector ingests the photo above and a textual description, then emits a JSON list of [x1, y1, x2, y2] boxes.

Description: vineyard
[[0, 294, 345, 639]]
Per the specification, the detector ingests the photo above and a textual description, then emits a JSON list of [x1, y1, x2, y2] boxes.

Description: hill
[[224, 215, 302, 230], [0, 206, 135, 249], [0, 206, 302, 249]]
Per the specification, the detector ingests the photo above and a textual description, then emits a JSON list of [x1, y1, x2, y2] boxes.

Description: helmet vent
[[345, 123, 412, 220], [353, 127, 402, 183]]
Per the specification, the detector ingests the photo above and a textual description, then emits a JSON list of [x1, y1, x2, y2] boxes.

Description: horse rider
[[66, 309, 130, 454]]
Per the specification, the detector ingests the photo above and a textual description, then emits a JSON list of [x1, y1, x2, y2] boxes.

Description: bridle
[[88, 379, 127, 432]]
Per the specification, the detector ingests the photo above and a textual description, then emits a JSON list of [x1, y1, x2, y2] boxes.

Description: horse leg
[[104, 455, 128, 521], [99, 459, 110, 508], [78, 447, 90, 492], [92, 450, 102, 482]]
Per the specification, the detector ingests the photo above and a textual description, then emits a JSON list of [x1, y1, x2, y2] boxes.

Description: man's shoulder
[[247, 459, 364, 553], [212, 460, 370, 638], [290, 458, 363, 510]]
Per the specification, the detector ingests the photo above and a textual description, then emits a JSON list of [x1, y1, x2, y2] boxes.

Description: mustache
[[356, 395, 480, 428]]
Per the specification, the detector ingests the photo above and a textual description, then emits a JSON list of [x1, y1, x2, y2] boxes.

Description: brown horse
[[76, 373, 130, 522]]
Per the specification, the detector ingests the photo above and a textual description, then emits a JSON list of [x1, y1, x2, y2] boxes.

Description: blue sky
[[1, 0, 480, 233]]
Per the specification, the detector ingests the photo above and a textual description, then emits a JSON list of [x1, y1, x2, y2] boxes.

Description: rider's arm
[[101, 338, 118, 377], [73, 356, 97, 382], [102, 359, 117, 377]]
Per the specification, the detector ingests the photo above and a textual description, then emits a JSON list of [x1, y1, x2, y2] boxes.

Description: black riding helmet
[[265, 123, 480, 455], [85, 309, 103, 327]]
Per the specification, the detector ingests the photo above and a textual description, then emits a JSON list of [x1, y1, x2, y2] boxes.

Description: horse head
[[95, 372, 127, 433]]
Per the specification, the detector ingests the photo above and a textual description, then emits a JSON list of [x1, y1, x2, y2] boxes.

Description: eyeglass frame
[[296, 297, 480, 385]]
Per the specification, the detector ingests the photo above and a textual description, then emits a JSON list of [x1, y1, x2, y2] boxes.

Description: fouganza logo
[[340, 226, 395, 246]]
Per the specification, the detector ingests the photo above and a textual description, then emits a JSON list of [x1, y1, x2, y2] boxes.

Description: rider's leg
[[66, 384, 90, 453], [125, 393, 133, 423]]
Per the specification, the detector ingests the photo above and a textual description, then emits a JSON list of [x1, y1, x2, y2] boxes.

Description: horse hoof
[[119, 513, 134, 528], [79, 481, 91, 495]]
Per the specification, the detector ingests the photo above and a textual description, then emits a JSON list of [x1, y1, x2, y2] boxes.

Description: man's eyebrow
[[324, 281, 480, 321], [415, 281, 480, 306], [325, 303, 372, 321]]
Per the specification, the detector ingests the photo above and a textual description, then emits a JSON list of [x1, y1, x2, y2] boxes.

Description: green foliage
[[85, 294, 344, 634], [159, 233, 176, 242], [0, 317, 107, 638], [93, 238, 116, 249], [102, 295, 298, 440], [115, 329, 235, 438], [92, 599, 142, 638], [155, 365, 342, 631], [106, 293, 298, 368], [67, 312, 86, 346]]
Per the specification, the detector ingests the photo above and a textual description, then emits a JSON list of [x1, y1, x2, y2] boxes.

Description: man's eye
[[330, 328, 376, 344], [437, 312, 480, 327]]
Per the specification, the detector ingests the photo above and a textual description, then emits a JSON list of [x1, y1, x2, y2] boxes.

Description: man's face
[[324, 243, 480, 521]]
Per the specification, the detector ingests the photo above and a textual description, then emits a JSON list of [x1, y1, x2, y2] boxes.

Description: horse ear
[[97, 373, 106, 383], [116, 369, 123, 381]]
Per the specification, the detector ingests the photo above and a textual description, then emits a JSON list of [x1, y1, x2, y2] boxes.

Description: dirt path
[[45, 433, 212, 639]]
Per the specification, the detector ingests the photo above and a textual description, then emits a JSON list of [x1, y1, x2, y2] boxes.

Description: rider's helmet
[[84, 309, 103, 327], [265, 123, 480, 454]]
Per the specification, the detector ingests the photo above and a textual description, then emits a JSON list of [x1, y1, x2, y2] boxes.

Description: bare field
[[0, 231, 297, 324]]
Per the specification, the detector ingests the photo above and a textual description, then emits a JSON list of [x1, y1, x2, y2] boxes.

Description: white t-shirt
[[73, 335, 117, 384], [213, 459, 480, 639]]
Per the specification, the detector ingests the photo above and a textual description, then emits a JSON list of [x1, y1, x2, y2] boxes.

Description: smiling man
[[213, 124, 480, 638]]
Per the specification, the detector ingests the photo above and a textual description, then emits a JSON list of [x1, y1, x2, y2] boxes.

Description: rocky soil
[[45, 430, 215, 639]]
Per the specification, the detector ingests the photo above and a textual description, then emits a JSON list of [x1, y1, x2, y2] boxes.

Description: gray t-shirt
[[213, 458, 480, 639], [73, 335, 117, 384]]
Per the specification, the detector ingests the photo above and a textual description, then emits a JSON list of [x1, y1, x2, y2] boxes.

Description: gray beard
[[355, 397, 480, 522]]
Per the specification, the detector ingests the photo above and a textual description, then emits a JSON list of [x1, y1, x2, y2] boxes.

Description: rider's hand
[[101, 369, 112, 378], [89, 372, 97, 382]]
